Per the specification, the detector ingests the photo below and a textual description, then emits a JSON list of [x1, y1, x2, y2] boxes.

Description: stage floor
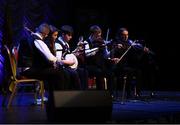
[[1, 91, 180, 123]]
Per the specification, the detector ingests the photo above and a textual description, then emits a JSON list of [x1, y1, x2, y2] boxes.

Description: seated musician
[[55, 25, 81, 89], [21, 23, 70, 91], [111, 27, 151, 98], [83, 25, 116, 92]]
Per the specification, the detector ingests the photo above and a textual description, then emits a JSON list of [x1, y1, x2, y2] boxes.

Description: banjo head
[[65, 54, 78, 70]]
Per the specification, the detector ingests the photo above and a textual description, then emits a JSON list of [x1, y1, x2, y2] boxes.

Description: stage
[[1, 91, 180, 123]]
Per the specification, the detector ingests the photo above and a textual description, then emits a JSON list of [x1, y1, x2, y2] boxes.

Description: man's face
[[41, 30, 49, 40], [63, 33, 72, 42], [120, 30, 129, 42], [92, 31, 102, 41]]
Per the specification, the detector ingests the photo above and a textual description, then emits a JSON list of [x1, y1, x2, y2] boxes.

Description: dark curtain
[[0, 0, 7, 85], [0, 0, 179, 89]]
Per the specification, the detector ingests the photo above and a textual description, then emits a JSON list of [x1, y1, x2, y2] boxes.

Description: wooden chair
[[4, 45, 45, 109]]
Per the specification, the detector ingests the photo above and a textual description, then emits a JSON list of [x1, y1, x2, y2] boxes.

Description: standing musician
[[111, 27, 151, 98], [55, 25, 81, 89]]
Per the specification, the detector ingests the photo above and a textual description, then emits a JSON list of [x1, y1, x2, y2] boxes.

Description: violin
[[112, 39, 131, 50], [92, 37, 105, 48], [113, 39, 155, 55]]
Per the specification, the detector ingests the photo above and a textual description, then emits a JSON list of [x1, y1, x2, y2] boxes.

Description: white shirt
[[55, 37, 70, 60], [84, 36, 110, 58], [55, 37, 75, 66], [33, 33, 58, 63]]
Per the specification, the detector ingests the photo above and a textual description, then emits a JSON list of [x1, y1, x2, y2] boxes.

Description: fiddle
[[112, 39, 132, 50], [109, 39, 155, 65], [92, 37, 105, 48], [110, 40, 137, 64], [113, 39, 155, 56], [94, 28, 112, 48]]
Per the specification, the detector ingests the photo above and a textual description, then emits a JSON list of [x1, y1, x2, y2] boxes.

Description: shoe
[[111, 95, 116, 101], [134, 93, 141, 98], [150, 92, 155, 97], [36, 96, 48, 104]]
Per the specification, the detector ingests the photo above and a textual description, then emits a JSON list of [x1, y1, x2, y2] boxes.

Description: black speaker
[[46, 90, 112, 123]]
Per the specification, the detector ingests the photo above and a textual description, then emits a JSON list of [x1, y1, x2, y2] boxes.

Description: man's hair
[[118, 27, 128, 34], [115, 27, 128, 40], [60, 25, 74, 35], [89, 25, 102, 34], [37, 23, 50, 35]]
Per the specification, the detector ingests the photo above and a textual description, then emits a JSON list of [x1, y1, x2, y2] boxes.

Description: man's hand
[[116, 44, 123, 49], [144, 47, 150, 53], [110, 58, 120, 64]]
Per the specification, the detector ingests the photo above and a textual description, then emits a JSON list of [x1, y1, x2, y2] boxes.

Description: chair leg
[[39, 81, 44, 109], [7, 82, 17, 109], [134, 86, 137, 97], [121, 75, 127, 104], [9, 81, 15, 92], [132, 76, 137, 97], [34, 84, 38, 105], [104, 77, 107, 90]]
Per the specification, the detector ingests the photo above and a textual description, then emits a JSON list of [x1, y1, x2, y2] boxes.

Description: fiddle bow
[[112, 40, 137, 64]]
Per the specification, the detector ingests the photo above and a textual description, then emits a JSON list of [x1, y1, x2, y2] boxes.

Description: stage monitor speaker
[[46, 90, 112, 123]]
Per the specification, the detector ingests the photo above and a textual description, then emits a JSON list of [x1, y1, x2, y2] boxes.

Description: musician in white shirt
[[84, 25, 116, 91], [55, 25, 81, 89], [22, 23, 70, 90]]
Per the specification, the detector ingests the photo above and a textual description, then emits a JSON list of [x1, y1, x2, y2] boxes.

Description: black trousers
[[21, 67, 70, 90], [76, 67, 89, 90], [113, 65, 143, 97], [65, 67, 81, 90], [86, 65, 105, 90]]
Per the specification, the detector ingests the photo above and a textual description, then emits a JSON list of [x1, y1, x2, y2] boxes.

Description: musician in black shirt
[[84, 25, 116, 92], [111, 27, 150, 98]]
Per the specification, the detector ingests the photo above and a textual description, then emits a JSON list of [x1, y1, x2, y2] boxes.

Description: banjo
[[65, 53, 78, 70], [63, 36, 84, 70]]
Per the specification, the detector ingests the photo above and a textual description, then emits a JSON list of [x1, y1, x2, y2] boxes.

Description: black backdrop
[[0, 0, 179, 90]]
